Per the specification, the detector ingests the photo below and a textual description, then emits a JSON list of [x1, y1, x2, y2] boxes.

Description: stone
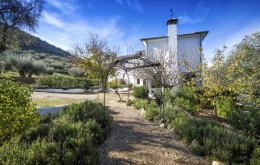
[[160, 123, 166, 128], [141, 108, 146, 113], [212, 161, 224, 165]]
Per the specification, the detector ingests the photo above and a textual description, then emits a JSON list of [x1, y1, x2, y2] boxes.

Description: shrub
[[250, 147, 260, 165], [49, 62, 64, 69], [60, 101, 112, 136], [0, 79, 43, 145], [133, 85, 148, 99], [68, 67, 85, 77], [215, 96, 236, 117], [107, 79, 118, 89], [168, 105, 257, 165], [36, 74, 92, 88], [46, 67, 54, 75], [145, 102, 160, 121], [132, 98, 148, 109], [0, 100, 112, 164], [227, 101, 260, 137], [174, 87, 201, 115]]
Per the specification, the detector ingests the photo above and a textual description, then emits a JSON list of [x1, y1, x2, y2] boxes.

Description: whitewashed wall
[[177, 34, 201, 73]]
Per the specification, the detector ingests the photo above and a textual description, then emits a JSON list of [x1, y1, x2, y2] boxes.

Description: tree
[[225, 31, 260, 97], [0, 0, 44, 53], [70, 32, 118, 90], [5, 55, 47, 77]]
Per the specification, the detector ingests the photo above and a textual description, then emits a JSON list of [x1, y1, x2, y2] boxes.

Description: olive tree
[[0, 0, 44, 53]]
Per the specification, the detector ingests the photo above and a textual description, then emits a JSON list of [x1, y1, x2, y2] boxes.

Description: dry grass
[[33, 97, 86, 107]]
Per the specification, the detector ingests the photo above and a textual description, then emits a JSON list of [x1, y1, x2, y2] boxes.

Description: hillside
[[21, 36, 71, 56]]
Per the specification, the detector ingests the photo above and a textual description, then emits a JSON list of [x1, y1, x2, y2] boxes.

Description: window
[[137, 78, 140, 84]]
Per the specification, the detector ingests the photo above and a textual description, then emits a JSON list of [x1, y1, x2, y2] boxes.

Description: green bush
[[250, 147, 260, 165], [107, 79, 118, 89], [68, 67, 85, 77], [168, 105, 257, 165], [0, 100, 112, 164], [215, 96, 236, 117], [227, 101, 260, 137], [174, 87, 201, 115], [46, 67, 54, 75], [133, 85, 148, 99], [145, 102, 160, 121], [36, 74, 95, 89], [0, 79, 43, 145], [132, 99, 148, 109]]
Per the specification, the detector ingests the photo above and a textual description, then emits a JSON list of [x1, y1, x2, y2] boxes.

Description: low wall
[[34, 88, 87, 93]]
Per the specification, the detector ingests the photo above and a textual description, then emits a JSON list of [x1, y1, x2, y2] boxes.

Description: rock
[[212, 161, 224, 165], [141, 108, 146, 113], [160, 118, 166, 124], [160, 123, 166, 128], [189, 139, 198, 148]]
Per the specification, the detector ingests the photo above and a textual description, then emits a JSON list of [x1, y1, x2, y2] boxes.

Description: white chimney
[[166, 18, 179, 86], [166, 18, 178, 55]]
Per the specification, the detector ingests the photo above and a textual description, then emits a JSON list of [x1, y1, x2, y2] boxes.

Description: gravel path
[[32, 92, 210, 165], [97, 98, 210, 165]]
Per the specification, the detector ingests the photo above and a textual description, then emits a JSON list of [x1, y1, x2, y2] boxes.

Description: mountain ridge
[[21, 36, 71, 56]]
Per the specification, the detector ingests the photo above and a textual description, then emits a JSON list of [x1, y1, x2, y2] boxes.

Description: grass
[[0, 71, 20, 77], [33, 97, 86, 107]]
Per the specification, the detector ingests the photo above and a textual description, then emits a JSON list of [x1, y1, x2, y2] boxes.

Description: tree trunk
[[101, 77, 106, 91], [0, 25, 8, 53]]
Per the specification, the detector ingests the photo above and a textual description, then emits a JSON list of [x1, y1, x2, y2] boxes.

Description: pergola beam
[[125, 63, 160, 70]]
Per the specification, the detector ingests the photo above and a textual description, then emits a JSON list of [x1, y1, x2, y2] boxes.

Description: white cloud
[[126, 0, 144, 13], [43, 12, 64, 28], [46, 0, 79, 13], [179, 1, 209, 24], [115, 0, 144, 13], [114, 0, 124, 6], [178, 15, 204, 24]]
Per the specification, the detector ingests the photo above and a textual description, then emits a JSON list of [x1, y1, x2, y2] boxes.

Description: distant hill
[[21, 36, 71, 56], [0, 21, 70, 56]]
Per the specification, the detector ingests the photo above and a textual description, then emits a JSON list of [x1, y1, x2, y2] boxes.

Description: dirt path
[[97, 95, 210, 165]]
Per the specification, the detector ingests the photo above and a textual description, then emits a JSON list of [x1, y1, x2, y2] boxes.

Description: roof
[[117, 50, 145, 60], [140, 31, 209, 41]]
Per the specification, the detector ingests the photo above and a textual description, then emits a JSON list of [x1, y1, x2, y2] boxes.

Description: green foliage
[[36, 74, 98, 88], [0, 61, 4, 74], [0, 0, 44, 53], [133, 85, 148, 99], [69, 67, 85, 77], [0, 79, 42, 144], [215, 96, 236, 117], [166, 105, 257, 165], [107, 79, 118, 89], [145, 102, 160, 121], [4, 55, 47, 77], [46, 67, 54, 75], [132, 99, 148, 109], [71, 32, 118, 90], [227, 101, 260, 137], [250, 147, 260, 165], [174, 87, 201, 115], [0, 100, 112, 164], [49, 62, 64, 70]]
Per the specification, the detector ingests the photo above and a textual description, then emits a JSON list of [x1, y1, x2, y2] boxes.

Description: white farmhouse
[[138, 18, 208, 88], [110, 18, 208, 90]]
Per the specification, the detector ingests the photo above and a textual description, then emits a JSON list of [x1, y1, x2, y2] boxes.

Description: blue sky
[[33, 0, 260, 62]]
